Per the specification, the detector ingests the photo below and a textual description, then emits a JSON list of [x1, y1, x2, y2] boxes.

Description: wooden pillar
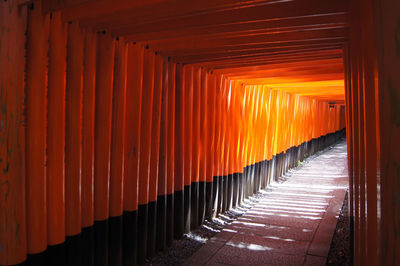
[[191, 66, 201, 228], [137, 47, 155, 263], [183, 65, 193, 233], [109, 37, 127, 266], [199, 68, 209, 221], [122, 43, 144, 266], [174, 63, 185, 239], [166, 62, 176, 246], [156, 57, 169, 252], [82, 30, 97, 230], [93, 31, 115, 266], [0, 1, 27, 264], [47, 12, 67, 247], [147, 53, 163, 258], [25, 2, 49, 256]]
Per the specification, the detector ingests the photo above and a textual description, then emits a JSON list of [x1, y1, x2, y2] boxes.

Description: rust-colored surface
[[25, 0, 49, 254], [47, 11, 67, 246], [65, 21, 84, 236], [0, 1, 27, 264]]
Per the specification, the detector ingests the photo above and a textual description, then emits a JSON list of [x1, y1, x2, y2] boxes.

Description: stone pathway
[[184, 141, 348, 266]]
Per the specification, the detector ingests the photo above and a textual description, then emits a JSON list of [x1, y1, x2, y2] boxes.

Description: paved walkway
[[185, 141, 348, 266]]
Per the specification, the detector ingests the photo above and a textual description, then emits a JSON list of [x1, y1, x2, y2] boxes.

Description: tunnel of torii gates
[[0, 0, 399, 265]]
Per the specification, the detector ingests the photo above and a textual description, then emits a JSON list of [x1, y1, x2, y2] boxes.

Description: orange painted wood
[[184, 66, 193, 187], [0, 1, 28, 264], [166, 62, 176, 195], [174, 63, 185, 191], [47, 12, 67, 245], [206, 72, 216, 182], [158, 57, 169, 196], [65, 22, 84, 236], [110, 38, 128, 217], [77, 0, 347, 37], [149, 54, 163, 202], [123, 44, 144, 212], [213, 74, 223, 177], [94, 32, 115, 221], [192, 67, 201, 182], [116, 14, 347, 42], [138, 48, 155, 205], [199, 68, 208, 182], [81, 30, 97, 228], [25, 3, 49, 253], [222, 79, 230, 176]]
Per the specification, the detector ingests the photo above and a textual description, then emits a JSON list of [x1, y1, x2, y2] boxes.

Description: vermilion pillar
[[183, 65, 193, 233], [137, 47, 155, 263], [174, 63, 185, 239], [122, 43, 144, 265], [156, 57, 170, 252], [191, 66, 201, 228], [25, 3, 49, 255], [47, 12, 66, 246], [93, 31, 115, 265], [0, 1, 27, 264], [109, 37, 128, 266], [147, 53, 163, 257], [166, 62, 176, 246], [82, 30, 97, 230], [65, 22, 84, 238]]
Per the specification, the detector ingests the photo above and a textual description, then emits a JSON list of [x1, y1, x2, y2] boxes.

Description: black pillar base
[[166, 193, 174, 247], [137, 204, 148, 264], [156, 195, 167, 252], [109, 216, 123, 266], [184, 184, 191, 233], [147, 201, 157, 258], [198, 181, 206, 226], [174, 190, 184, 239], [122, 210, 137, 266], [190, 182, 199, 229]]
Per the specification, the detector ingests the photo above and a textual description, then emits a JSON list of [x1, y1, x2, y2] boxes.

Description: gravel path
[[326, 192, 351, 266]]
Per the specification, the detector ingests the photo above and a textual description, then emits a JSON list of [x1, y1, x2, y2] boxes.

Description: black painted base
[[207, 179, 216, 219], [166, 193, 174, 247], [198, 182, 206, 226], [147, 201, 157, 258], [123, 210, 137, 266], [184, 185, 191, 233], [94, 220, 108, 266], [156, 194, 167, 252], [174, 189, 184, 239], [137, 204, 148, 264], [109, 216, 123, 266], [190, 182, 199, 229]]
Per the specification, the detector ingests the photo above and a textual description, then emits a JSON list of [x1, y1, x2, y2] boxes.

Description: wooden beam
[[138, 28, 347, 53], [172, 45, 342, 64], [78, 0, 347, 34], [159, 39, 346, 57], [113, 13, 348, 40]]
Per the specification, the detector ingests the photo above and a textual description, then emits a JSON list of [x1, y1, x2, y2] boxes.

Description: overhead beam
[[113, 13, 348, 40], [140, 28, 347, 53], [216, 58, 344, 75], [158, 38, 346, 57], [173, 45, 342, 64], [79, 0, 347, 35]]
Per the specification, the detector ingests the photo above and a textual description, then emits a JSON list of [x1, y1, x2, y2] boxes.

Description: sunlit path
[[185, 141, 348, 266]]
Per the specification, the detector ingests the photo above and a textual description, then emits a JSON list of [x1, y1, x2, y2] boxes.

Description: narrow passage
[[185, 141, 348, 266]]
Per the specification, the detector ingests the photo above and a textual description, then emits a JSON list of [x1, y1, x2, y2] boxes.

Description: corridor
[[186, 141, 348, 265]]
